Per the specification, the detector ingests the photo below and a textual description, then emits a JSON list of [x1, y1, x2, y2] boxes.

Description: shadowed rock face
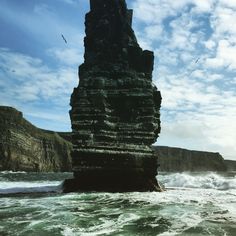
[[0, 106, 72, 172], [224, 160, 236, 171], [153, 146, 227, 172], [64, 0, 162, 192]]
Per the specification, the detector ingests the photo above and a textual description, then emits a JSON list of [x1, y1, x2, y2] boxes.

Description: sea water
[[0, 171, 235, 236]]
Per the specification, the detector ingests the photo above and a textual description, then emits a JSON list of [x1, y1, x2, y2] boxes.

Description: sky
[[0, 0, 236, 160]]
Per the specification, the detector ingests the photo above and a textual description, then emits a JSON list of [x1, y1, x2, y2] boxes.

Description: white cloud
[[206, 3, 236, 71], [157, 109, 236, 159], [48, 47, 83, 66], [156, 67, 236, 158], [0, 48, 78, 130], [204, 40, 216, 50], [213, 7, 236, 37], [192, 0, 214, 12], [0, 48, 77, 101], [131, 0, 236, 159], [206, 40, 236, 69], [135, 33, 153, 50], [132, 0, 214, 25], [145, 25, 163, 40], [59, 0, 78, 5], [220, 0, 236, 9]]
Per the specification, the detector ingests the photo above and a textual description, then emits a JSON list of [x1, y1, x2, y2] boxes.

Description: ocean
[[0, 171, 235, 236]]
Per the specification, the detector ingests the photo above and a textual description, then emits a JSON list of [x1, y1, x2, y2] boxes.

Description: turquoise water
[[0, 171, 235, 235]]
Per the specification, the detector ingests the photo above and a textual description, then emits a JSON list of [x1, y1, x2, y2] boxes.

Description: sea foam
[[0, 181, 62, 194], [158, 172, 236, 190]]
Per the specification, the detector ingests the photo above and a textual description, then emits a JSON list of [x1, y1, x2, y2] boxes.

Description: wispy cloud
[[0, 47, 78, 131], [47, 47, 83, 66], [58, 0, 79, 5]]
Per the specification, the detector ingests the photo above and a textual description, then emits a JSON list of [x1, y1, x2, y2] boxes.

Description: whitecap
[[158, 172, 236, 190], [0, 181, 63, 194], [0, 171, 27, 174], [62, 227, 77, 236]]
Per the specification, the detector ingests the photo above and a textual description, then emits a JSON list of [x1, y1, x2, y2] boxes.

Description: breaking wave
[[158, 172, 236, 190], [0, 171, 235, 195], [0, 181, 62, 194], [1, 171, 27, 174], [0, 171, 235, 235]]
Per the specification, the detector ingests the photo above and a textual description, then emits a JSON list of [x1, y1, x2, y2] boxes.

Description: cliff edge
[[0, 106, 230, 173], [0, 106, 72, 172], [154, 146, 227, 172]]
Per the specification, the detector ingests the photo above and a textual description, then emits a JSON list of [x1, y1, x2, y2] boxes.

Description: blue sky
[[0, 0, 236, 160]]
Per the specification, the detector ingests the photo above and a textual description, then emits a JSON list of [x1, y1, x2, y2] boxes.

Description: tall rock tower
[[63, 0, 162, 192]]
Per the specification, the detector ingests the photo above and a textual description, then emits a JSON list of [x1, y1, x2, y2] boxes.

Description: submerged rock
[[0, 106, 72, 172], [63, 0, 162, 192]]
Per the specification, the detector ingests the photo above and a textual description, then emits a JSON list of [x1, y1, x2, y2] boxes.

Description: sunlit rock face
[[63, 0, 162, 192], [0, 106, 72, 172]]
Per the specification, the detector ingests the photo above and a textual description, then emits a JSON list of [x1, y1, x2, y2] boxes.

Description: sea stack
[[63, 0, 162, 192]]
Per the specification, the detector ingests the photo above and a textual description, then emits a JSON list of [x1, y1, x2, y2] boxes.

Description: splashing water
[[0, 171, 235, 235], [159, 172, 236, 190]]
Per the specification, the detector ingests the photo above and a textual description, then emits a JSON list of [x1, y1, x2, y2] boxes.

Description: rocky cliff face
[[224, 160, 236, 171], [64, 0, 162, 192], [0, 106, 228, 173], [0, 106, 72, 172], [153, 146, 227, 172]]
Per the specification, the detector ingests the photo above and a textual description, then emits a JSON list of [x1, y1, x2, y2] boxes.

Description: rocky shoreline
[[0, 106, 235, 172]]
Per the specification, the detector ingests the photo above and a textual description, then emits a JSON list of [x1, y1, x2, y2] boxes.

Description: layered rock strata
[[63, 0, 162, 192], [224, 160, 236, 171], [154, 146, 227, 172], [1, 106, 231, 173], [0, 106, 72, 172]]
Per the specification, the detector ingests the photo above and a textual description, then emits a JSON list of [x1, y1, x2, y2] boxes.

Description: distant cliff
[[0, 106, 231, 172], [153, 146, 227, 172], [224, 160, 236, 171], [0, 106, 72, 172]]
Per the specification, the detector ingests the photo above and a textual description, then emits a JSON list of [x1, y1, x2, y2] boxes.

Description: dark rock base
[[63, 169, 162, 193]]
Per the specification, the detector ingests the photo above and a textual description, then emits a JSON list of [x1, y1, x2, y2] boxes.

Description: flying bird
[[61, 34, 67, 44], [195, 58, 200, 64]]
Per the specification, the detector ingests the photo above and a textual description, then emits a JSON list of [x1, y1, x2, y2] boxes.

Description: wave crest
[[0, 181, 62, 194], [158, 172, 236, 190]]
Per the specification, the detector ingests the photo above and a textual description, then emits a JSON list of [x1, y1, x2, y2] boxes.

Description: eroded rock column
[[63, 0, 162, 192]]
